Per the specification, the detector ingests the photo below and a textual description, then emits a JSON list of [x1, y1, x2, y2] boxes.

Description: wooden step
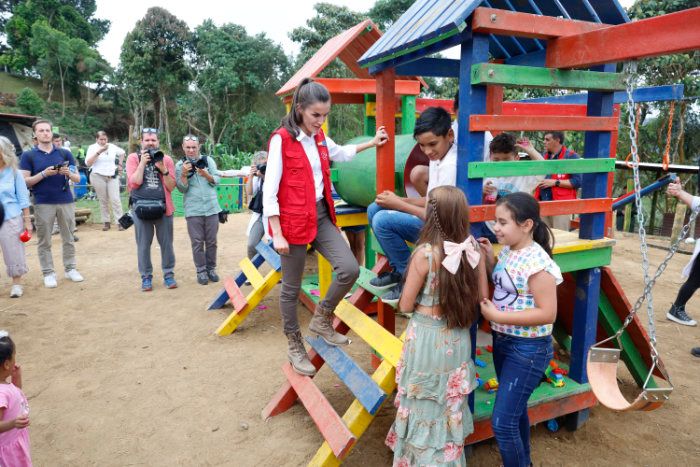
[[471, 63, 626, 91], [467, 158, 615, 179], [255, 240, 281, 271], [239, 257, 265, 289], [215, 269, 282, 336], [306, 336, 387, 415], [207, 254, 266, 310], [282, 364, 356, 459], [333, 300, 403, 367], [470, 115, 618, 132], [354, 266, 390, 299], [223, 277, 247, 314]]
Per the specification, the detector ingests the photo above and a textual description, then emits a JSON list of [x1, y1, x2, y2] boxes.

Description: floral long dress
[[385, 311, 476, 466]]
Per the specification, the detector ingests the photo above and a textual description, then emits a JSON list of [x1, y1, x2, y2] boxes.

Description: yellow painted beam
[[239, 257, 265, 289], [334, 301, 403, 367], [335, 212, 368, 228], [365, 101, 402, 118], [492, 236, 615, 257], [322, 119, 329, 136], [318, 253, 332, 299], [309, 332, 405, 466], [216, 269, 282, 336]]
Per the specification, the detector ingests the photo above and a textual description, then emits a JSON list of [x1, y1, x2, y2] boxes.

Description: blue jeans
[[491, 332, 553, 467], [367, 202, 423, 276]]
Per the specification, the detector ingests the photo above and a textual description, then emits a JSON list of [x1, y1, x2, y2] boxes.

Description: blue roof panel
[[359, 0, 629, 68]]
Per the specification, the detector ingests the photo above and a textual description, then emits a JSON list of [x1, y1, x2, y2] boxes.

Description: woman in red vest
[[263, 78, 388, 376]]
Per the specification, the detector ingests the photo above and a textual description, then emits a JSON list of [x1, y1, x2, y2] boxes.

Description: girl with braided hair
[[385, 186, 487, 466]]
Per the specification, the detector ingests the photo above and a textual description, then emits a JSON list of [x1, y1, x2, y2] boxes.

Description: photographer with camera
[[86, 130, 126, 231], [126, 128, 177, 291], [175, 134, 221, 285], [245, 151, 267, 259], [20, 119, 84, 288]]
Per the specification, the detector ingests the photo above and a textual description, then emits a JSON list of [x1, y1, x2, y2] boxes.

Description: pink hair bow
[[442, 236, 480, 274]]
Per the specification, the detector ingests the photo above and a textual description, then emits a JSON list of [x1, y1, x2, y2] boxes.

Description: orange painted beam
[[471, 7, 607, 40], [469, 199, 612, 223], [470, 115, 618, 132], [223, 277, 247, 313], [376, 69, 397, 193], [546, 7, 700, 68], [466, 390, 598, 444], [314, 77, 420, 96]]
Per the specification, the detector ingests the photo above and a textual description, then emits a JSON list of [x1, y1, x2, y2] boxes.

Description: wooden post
[[649, 188, 659, 235], [375, 69, 396, 193], [363, 94, 376, 137], [671, 202, 688, 243], [623, 178, 634, 232], [400, 95, 416, 135]]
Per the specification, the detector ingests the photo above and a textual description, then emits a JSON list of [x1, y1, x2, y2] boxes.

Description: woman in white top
[[245, 151, 267, 259], [263, 78, 388, 376], [86, 131, 126, 231]]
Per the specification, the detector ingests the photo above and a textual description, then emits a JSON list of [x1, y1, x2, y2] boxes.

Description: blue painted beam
[[207, 253, 266, 310], [515, 85, 685, 105], [504, 49, 546, 67], [255, 240, 282, 271], [612, 174, 676, 211], [395, 58, 460, 78], [306, 336, 387, 415]]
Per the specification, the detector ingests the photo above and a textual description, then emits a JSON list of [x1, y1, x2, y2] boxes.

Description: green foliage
[[368, 0, 413, 31], [16, 87, 43, 115]]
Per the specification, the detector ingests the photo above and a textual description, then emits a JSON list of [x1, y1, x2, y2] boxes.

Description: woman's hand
[[273, 233, 290, 255], [479, 298, 499, 321], [372, 126, 389, 147], [667, 179, 683, 198]]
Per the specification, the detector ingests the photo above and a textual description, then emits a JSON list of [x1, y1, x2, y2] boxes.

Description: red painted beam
[[471, 7, 608, 40], [470, 115, 618, 132], [416, 98, 453, 114], [281, 364, 356, 459], [262, 257, 391, 420], [223, 277, 247, 313], [546, 7, 700, 69], [376, 70, 397, 193], [466, 390, 598, 444], [314, 77, 420, 96], [469, 199, 612, 223]]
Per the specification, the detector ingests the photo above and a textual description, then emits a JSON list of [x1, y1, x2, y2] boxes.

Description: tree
[[16, 87, 44, 115], [179, 20, 288, 148], [368, 0, 413, 31], [29, 20, 75, 115], [3, 0, 109, 72], [119, 7, 192, 150]]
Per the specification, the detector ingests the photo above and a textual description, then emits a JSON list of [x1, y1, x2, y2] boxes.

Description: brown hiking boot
[[309, 304, 350, 346], [286, 331, 316, 376], [102, 222, 111, 231]]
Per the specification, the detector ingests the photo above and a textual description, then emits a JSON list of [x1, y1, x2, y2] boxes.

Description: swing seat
[[587, 347, 672, 412]]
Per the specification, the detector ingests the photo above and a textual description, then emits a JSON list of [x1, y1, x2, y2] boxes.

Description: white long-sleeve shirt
[[263, 130, 356, 218]]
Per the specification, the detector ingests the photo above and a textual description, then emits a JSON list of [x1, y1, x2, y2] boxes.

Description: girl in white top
[[86, 131, 126, 230]]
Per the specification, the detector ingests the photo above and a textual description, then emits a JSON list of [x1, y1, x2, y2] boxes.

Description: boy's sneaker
[[43, 273, 58, 288], [65, 269, 84, 282], [141, 276, 153, 292], [10, 285, 23, 298], [164, 276, 178, 289], [380, 284, 402, 308], [666, 304, 697, 326], [369, 271, 402, 291]]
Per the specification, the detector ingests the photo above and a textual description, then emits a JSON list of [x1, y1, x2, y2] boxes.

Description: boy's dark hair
[[489, 132, 517, 155], [414, 107, 452, 138], [546, 131, 565, 145], [0, 333, 15, 366]]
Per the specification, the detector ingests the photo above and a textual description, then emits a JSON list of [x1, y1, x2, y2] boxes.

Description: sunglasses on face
[[142, 128, 159, 134], [183, 135, 199, 142]]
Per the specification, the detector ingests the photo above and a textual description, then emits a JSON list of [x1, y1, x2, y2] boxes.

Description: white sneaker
[[64, 269, 84, 282], [10, 285, 23, 298], [44, 273, 58, 288]]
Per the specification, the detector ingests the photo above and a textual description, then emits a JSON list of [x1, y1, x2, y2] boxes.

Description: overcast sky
[[96, 0, 635, 68]]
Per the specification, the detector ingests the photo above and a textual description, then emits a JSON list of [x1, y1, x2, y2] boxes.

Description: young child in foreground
[[479, 192, 562, 467], [0, 331, 32, 466], [385, 185, 488, 466]]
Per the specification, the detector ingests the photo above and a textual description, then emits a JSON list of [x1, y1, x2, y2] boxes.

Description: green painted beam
[[364, 94, 376, 137], [362, 26, 463, 69], [401, 95, 416, 135], [471, 63, 627, 91], [468, 158, 615, 178], [554, 247, 612, 273], [330, 168, 339, 183], [597, 293, 657, 388]]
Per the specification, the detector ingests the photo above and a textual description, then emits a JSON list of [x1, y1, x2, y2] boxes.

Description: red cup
[[19, 229, 31, 243]]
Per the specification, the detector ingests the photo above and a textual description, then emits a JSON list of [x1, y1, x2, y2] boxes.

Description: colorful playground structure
[[206, 2, 700, 464]]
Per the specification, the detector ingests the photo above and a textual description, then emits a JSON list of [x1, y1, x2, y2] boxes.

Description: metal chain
[[620, 62, 700, 382]]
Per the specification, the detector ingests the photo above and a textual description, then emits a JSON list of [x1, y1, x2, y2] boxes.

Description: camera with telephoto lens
[[185, 157, 208, 177], [144, 148, 165, 164], [256, 163, 266, 175]]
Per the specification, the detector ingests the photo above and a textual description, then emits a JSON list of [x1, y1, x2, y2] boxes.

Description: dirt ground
[[2, 213, 698, 466]]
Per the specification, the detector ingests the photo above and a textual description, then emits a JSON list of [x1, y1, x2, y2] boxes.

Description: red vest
[[272, 127, 336, 244], [544, 146, 577, 201]]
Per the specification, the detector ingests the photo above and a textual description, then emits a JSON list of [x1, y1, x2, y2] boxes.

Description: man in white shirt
[[367, 107, 457, 304], [86, 130, 126, 230]]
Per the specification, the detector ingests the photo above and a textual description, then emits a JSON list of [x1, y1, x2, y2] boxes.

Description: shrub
[[16, 88, 44, 115]]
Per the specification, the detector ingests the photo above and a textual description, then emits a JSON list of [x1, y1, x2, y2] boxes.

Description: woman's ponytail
[[279, 78, 331, 137]]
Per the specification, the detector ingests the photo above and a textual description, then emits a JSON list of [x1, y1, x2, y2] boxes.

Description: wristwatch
[[555, 180, 561, 187]]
